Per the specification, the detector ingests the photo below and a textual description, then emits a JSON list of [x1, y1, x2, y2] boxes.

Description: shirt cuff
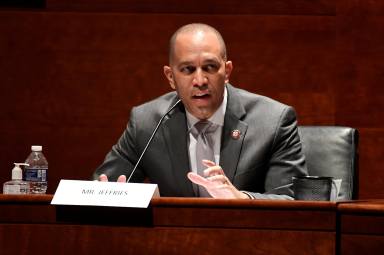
[[241, 191, 255, 199]]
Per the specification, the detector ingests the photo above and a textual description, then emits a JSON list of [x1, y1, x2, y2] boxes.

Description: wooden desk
[[338, 200, 384, 255], [0, 195, 336, 255]]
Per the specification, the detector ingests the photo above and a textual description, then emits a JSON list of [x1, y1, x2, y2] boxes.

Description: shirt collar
[[186, 86, 227, 130]]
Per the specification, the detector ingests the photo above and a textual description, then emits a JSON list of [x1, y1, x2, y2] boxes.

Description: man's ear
[[224, 61, 233, 83], [163, 65, 176, 89]]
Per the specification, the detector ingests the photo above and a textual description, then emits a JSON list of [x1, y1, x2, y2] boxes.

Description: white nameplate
[[51, 180, 159, 208]]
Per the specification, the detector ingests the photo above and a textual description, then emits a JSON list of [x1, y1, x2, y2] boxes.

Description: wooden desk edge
[[337, 200, 384, 214], [0, 194, 337, 210]]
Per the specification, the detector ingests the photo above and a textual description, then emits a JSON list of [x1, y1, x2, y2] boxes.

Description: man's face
[[164, 31, 233, 120]]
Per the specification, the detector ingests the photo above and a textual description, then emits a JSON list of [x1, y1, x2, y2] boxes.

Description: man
[[93, 23, 307, 199]]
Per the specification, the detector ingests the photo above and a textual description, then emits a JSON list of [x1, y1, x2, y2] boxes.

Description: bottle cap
[[12, 163, 29, 180], [31, 145, 42, 151]]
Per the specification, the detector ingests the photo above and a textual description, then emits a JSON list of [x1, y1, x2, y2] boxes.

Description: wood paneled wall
[[0, 0, 383, 198]]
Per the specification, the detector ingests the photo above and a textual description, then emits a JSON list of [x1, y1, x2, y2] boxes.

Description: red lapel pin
[[231, 129, 241, 140]]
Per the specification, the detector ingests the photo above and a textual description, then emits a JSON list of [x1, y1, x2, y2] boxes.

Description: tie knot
[[194, 121, 211, 133], [191, 120, 217, 138]]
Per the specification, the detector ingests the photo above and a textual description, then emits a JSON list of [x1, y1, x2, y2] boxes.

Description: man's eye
[[180, 66, 196, 74], [203, 64, 219, 73]]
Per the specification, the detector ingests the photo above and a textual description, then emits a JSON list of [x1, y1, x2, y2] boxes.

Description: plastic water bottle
[[24, 145, 48, 194]]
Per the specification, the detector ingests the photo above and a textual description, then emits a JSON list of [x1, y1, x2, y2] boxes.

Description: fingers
[[206, 174, 230, 185], [187, 172, 210, 186], [189, 161, 236, 198], [201, 161, 225, 177], [187, 171, 231, 188], [198, 160, 227, 179], [187, 171, 238, 199], [117, 175, 127, 183], [98, 174, 127, 183], [202, 160, 216, 168], [99, 174, 108, 182], [204, 167, 224, 177]]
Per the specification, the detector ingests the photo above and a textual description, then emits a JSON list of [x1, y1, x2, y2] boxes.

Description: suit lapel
[[162, 105, 195, 196], [220, 85, 248, 182]]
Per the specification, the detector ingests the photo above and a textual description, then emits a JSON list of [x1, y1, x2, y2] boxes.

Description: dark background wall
[[0, 0, 383, 198]]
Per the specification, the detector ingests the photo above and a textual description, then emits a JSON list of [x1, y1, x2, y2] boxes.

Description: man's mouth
[[192, 94, 211, 99], [192, 91, 211, 99]]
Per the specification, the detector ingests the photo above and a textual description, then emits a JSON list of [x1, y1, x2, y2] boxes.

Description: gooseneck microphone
[[126, 99, 182, 182]]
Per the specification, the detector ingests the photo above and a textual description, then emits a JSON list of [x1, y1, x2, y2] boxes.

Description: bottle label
[[3, 184, 28, 194], [24, 168, 47, 182], [4, 185, 21, 194]]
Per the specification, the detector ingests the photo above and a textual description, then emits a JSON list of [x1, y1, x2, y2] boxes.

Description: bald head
[[168, 23, 227, 64]]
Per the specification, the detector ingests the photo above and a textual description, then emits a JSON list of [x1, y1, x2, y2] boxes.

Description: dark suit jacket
[[93, 84, 308, 198]]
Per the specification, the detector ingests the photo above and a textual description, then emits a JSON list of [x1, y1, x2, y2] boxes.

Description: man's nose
[[193, 69, 208, 86]]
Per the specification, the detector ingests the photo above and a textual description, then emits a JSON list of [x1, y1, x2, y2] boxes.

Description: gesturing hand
[[187, 160, 249, 199]]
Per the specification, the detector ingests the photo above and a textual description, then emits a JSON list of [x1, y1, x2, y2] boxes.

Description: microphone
[[126, 99, 182, 182]]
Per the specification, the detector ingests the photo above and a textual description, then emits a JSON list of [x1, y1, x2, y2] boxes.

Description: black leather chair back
[[298, 126, 359, 200]]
